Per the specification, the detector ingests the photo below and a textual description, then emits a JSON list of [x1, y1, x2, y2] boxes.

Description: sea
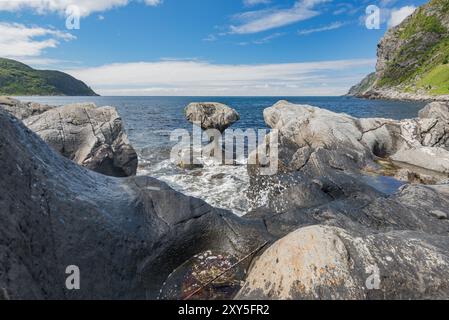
[[17, 96, 427, 215]]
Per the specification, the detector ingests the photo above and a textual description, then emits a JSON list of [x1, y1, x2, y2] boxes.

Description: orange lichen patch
[[236, 226, 366, 300]]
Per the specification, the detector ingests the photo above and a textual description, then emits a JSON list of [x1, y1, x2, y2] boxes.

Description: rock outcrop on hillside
[[349, 0, 449, 100], [0, 108, 270, 299]]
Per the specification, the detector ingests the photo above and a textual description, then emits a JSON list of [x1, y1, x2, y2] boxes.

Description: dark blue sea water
[[19, 96, 425, 149], [18, 96, 426, 214]]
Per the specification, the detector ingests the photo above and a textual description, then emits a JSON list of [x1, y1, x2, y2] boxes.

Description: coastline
[[349, 88, 449, 102]]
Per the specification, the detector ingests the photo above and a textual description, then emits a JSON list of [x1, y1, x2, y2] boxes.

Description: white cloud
[[66, 58, 375, 96], [243, 0, 270, 7], [0, 22, 75, 58], [252, 32, 284, 44], [230, 0, 331, 34], [0, 0, 161, 17], [144, 0, 162, 6], [298, 21, 346, 35], [388, 6, 416, 27], [203, 34, 217, 42]]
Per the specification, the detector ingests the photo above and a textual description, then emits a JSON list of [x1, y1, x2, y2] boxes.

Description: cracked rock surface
[[0, 109, 270, 299], [1, 98, 138, 177], [2, 99, 449, 300], [0, 96, 53, 120], [238, 100, 449, 299], [23, 102, 138, 177]]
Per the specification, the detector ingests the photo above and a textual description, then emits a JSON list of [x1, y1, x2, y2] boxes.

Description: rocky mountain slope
[[349, 0, 449, 100], [0, 58, 97, 96]]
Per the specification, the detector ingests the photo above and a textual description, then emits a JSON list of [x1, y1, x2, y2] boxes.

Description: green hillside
[[0, 58, 98, 96], [349, 0, 449, 97]]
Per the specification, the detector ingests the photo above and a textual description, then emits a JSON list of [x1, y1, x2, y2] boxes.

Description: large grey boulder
[[419, 101, 449, 121], [250, 101, 449, 188], [391, 147, 449, 173], [246, 100, 449, 226], [2, 105, 449, 300], [24, 103, 138, 177], [237, 225, 449, 300], [0, 96, 53, 120], [185, 102, 240, 132], [239, 101, 449, 300], [0, 109, 270, 299]]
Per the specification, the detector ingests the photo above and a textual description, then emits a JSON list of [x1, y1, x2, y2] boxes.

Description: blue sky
[[0, 0, 428, 96]]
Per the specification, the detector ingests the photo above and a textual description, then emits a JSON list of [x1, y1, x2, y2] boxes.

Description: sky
[[0, 0, 428, 96]]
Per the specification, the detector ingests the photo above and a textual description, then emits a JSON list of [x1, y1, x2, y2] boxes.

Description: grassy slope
[[377, 0, 449, 95], [0, 58, 98, 96]]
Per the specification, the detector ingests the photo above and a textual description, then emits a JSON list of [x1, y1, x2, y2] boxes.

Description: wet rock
[[173, 147, 204, 170], [159, 250, 244, 300], [24, 103, 138, 177], [185, 102, 240, 132], [248, 100, 449, 209], [0, 109, 270, 299], [431, 210, 448, 220]]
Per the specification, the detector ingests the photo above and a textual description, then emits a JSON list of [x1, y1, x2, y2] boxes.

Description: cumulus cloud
[[0, 0, 162, 17], [0, 22, 75, 58], [66, 58, 375, 96], [230, 0, 331, 34], [388, 6, 416, 27]]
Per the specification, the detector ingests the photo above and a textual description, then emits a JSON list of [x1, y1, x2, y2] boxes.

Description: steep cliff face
[[350, 0, 449, 99]]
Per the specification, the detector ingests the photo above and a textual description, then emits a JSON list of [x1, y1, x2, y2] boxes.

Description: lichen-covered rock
[[237, 225, 449, 300], [0, 96, 53, 120], [185, 102, 240, 132], [24, 103, 138, 177], [0, 109, 270, 299]]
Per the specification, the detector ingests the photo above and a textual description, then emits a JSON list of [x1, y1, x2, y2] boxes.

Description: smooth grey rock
[[185, 102, 240, 132], [391, 147, 449, 173], [24, 103, 138, 177], [419, 101, 449, 121], [0, 109, 270, 299], [237, 225, 449, 300], [0, 96, 54, 120], [250, 101, 449, 189], [241, 102, 449, 300]]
